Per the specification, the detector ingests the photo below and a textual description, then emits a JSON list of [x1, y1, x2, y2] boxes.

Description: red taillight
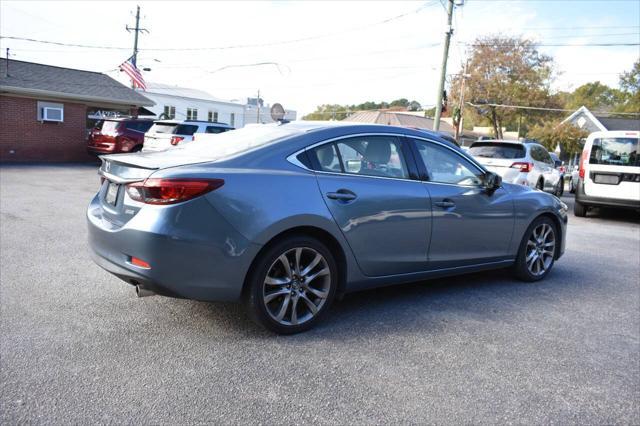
[[130, 256, 150, 269], [559, 166, 566, 173], [126, 178, 224, 205], [170, 136, 184, 146], [579, 148, 589, 179], [510, 162, 532, 172]]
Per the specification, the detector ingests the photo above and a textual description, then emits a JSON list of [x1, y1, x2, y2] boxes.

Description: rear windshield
[[468, 142, 525, 159], [590, 137, 639, 167], [180, 124, 303, 160], [149, 123, 178, 134], [175, 124, 199, 136], [100, 120, 121, 134]]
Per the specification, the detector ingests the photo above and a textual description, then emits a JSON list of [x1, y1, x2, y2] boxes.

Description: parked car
[[574, 130, 639, 217], [569, 167, 579, 193], [87, 118, 154, 155], [142, 120, 234, 152], [549, 152, 565, 196], [468, 140, 563, 195], [88, 122, 567, 334]]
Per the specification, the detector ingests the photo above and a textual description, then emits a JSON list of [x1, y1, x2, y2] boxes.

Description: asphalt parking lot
[[1, 164, 639, 424]]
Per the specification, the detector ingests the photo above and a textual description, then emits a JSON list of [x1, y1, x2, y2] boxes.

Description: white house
[[143, 83, 246, 128]]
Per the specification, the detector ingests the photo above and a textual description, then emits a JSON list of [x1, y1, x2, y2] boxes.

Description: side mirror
[[485, 171, 502, 193]]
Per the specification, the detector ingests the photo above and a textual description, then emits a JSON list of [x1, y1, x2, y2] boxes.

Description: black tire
[[131, 145, 143, 152], [512, 216, 558, 282], [574, 200, 588, 217], [244, 235, 338, 334], [569, 178, 575, 194], [536, 179, 544, 191]]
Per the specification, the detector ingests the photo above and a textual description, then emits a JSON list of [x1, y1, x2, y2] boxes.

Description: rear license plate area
[[593, 174, 620, 185], [105, 182, 120, 205]]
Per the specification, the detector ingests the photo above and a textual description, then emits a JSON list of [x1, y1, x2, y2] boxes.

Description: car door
[[408, 137, 515, 269], [309, 135, 431, 277]]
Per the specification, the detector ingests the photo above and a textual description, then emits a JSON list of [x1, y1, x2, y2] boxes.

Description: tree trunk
[[490, 107, 502, 139]]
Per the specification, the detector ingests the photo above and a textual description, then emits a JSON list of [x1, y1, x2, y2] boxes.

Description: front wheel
[[512, 216, 558, 282], [556, 178, 564, 196], [244, 235, 338, 334]]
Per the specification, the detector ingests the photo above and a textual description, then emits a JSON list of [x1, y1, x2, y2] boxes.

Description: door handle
[[434, 199, 455, 208], [326, 190, 357, 202]]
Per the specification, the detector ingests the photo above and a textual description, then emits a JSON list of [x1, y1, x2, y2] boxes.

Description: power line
[[466, 102, 640, 116], [0, 1, 438, 53], [462, 41, 640, 47]]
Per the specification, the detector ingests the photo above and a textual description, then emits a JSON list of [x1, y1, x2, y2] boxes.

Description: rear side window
[[468, 142, 525, 159], [175, 124, 199, 136], [149, 123, 178, 134], [590, 137, 639, 167], [206, 126, 227, 134], [309, 136, 409, 179]]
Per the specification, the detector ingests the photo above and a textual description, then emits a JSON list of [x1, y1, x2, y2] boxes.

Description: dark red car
[[87, 118, 154, 155]]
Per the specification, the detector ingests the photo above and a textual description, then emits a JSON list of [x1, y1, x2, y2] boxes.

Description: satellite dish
[[270, 103, 286, 121]]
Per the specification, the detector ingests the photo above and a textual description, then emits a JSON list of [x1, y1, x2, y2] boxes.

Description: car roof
[[470, 139, 524, 145], [103, 117, 153, 122], [153, 119, 233, 127]]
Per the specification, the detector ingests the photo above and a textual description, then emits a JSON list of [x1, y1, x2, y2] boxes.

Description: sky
[[1, 0, 639, 116]]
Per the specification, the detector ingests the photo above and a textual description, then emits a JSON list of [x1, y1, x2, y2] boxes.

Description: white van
[[574, 130, 640, 216]]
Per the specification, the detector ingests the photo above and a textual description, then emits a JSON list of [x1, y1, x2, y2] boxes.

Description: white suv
[[468, 140, 562, 195], [574, 130, 640, 216], [143, 120, 233, 152]]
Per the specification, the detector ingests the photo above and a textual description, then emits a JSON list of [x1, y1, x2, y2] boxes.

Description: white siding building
[[143, 83, 246, 128]]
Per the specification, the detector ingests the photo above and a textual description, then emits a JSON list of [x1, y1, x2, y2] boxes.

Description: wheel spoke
[[300, 254, 322, 277], [264, 288, 290, 303], [278, 254, 293, 279], [265, 276, 290, 286], [300, 294, 318, 315], [536, 257, 544, 274], [294, 248, 303, 275], [290, 297, 299, 325], [305, 268, 329, 285], [305, 286, 328, 299], [275, 294, 291, 321], [526, 249, 537, 262]]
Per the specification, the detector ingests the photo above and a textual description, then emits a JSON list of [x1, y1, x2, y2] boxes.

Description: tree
[[450, 36, 556, 139], [302, 99, 424, 120], [528, 121, 588, 155], [563, 81, 623, 111], [614, 60, 640, 113]]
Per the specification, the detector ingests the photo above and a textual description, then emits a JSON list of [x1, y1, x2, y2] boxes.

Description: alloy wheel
[[525, 223, 556, 276], [262, 247, 331, 326]]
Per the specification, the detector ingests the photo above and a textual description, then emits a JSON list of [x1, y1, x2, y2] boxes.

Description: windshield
[[590, 137, 639, 167], [179, 124, 303, 160], [149, 123, 179, 134], [469, 142, 525, 159]]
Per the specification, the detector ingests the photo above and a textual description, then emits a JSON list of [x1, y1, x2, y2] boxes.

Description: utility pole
[[4, 48, 9, 78], [256, 89, 261, 123], [433, 0, 455, 131], [455, 59, 469, 142], [126, 5, 149, 69]]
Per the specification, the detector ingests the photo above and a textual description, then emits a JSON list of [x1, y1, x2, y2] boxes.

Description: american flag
[[119, 57, 147, 90]]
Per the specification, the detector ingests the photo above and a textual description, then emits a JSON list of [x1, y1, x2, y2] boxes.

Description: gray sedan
[[88, 122, 568, 334]]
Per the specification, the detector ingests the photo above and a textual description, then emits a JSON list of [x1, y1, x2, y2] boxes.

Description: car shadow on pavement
[[188, 263, 593, 339]]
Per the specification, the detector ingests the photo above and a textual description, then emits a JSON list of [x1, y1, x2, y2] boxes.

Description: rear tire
[[512, 216, 558, 282], [569, 178, 575, 194], [556, 178, 564, 196], [244, 235, 338, 334], [536, 179, 544, 191], [574, 201, 588, 217]]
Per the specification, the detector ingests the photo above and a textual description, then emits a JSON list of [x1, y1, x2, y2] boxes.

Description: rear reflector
[[510, 162, 532, 172], [131, 257, 150, 269], [126, 178, 224, 205]]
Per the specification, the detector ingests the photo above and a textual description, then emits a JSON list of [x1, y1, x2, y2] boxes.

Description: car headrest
[[364, 141, 391, 164]]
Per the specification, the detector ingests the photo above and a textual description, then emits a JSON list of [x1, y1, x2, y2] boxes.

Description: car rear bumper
[[575, 180, 640, 209], [87, 194, 262, 301], [87, 145, 117, 155]]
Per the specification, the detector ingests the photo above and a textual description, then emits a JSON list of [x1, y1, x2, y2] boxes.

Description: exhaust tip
[[135, 285, 155, 298]]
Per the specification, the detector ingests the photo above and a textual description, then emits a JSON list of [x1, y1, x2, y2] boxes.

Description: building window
[[163, 105, 175, 119], [208, 111, 218, 122], [187, 108, 198, 120], [230, 113, 235, 127]]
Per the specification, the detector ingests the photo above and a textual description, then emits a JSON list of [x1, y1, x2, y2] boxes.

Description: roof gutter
[[0, 85, 155, 107]]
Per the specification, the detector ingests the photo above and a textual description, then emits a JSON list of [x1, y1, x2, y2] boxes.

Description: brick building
[[0, 59, 153, 162]]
